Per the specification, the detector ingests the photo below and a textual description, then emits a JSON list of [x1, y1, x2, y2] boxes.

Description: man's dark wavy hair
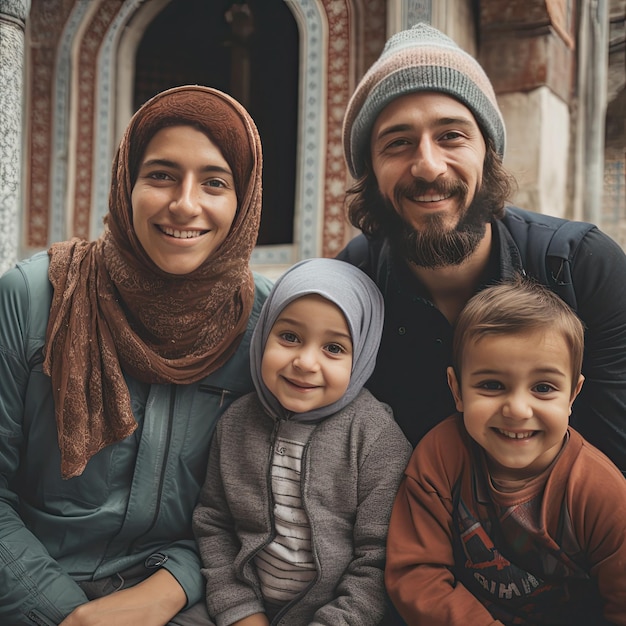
[[344, 139, 516, 238]]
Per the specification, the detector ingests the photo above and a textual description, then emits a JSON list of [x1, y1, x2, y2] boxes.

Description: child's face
[[447, 328, 584, 482], [261, 294, 353, 414]]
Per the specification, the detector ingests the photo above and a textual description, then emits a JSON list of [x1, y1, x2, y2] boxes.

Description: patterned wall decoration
[[49, 0, 94, 245], [71, 1, 123, 240], [25, 0, 76, 249], [362, 0, 387, 70], [0, 0, 27, 276], [321, 0, 352, 257], [320, 0, 386, 257], [91, 0, 154, 241]]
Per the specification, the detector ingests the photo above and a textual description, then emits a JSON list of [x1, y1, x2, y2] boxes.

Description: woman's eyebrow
[[140, 158, 232, 176]]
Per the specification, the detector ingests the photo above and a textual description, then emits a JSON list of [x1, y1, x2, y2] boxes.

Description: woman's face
[[131, 125, 238, 274]]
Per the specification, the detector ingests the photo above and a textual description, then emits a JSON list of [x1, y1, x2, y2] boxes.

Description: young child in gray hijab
[[193, 258, 412, 626]]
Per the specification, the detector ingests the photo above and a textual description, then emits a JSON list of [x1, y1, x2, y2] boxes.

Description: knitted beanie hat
[[343, 22, 506, 179]]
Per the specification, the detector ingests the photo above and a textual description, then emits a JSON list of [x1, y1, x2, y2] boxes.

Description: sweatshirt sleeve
[[566, 438, 626, 623], [0, 265, 89, 624], [385, 418, 504, 626]]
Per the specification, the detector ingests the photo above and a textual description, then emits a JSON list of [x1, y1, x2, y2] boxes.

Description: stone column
[[0, 0, 30, 276], [386, 0, 477, 60], [387, 0, 431, 34], [572, 0, 609, 224], [479, 0, 575, 218]]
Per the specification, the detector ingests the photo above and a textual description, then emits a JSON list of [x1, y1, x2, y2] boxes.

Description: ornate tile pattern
[[90, 0, 144, 241], [71, 1, 123, 240], [50, 0, 93, 244], [321, 0, 351, 257], [25, 0, 76, 249]]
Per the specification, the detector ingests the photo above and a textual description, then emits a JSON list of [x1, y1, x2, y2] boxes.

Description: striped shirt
[[255, 425, 316, 605]]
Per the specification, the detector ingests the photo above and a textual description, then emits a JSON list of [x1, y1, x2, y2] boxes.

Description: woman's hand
[[59, 569, 187, 626]]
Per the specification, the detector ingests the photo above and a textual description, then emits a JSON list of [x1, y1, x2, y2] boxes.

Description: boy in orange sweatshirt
[[386, 278, 626, 625]]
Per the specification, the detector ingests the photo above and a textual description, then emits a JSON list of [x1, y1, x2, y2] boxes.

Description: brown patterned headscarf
[[44, 86, 263, 478]]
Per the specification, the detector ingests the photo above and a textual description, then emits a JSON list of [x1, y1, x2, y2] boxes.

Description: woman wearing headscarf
[[0, 86, 271, 626]]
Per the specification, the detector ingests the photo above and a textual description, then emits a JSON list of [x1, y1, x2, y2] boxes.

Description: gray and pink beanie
[[343, 22, 506, 179]]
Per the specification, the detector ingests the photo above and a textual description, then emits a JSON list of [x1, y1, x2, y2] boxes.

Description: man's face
[[370, 92, 490, 268]]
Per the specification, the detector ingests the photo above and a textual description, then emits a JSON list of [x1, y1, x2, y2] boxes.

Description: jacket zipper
[[198, 383, 235, 407], [240, 416, 282, 588], [127, 386, 177, 555]]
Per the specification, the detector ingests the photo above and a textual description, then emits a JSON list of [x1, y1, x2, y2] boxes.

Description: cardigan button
[[398, 326, 406, 335]]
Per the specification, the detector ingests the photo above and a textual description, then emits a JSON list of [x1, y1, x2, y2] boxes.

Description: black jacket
[[337, 206, 626, 473]]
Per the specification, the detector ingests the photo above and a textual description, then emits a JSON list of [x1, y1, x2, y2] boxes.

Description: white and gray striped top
[[254, 431, 315, 604]]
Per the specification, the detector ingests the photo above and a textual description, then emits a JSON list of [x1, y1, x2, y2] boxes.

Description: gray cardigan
[[193, 388, 412, 626]]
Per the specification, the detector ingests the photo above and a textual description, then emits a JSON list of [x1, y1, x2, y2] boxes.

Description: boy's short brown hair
[[452, 276, 585, 392]]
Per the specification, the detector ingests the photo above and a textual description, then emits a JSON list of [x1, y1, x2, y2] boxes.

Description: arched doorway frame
[[48, 0, 97, 246]]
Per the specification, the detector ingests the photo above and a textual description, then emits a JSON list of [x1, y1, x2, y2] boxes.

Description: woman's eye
[[148, 171, 172, 181], [206, 179, 226, 188]]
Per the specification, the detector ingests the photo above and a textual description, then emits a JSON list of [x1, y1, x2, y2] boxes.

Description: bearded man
[[337, 23, 626, 473]]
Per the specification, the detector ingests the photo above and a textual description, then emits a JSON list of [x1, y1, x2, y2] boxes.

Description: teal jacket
[[0, 252, 272, 625]]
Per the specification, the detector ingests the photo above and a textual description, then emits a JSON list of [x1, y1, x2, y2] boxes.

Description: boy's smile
[[447, 329, 584, 482]]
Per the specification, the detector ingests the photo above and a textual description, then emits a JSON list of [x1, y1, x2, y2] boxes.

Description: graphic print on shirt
[[451, 480, 597, 625]]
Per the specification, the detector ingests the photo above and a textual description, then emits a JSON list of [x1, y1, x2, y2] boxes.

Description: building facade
[[1, 0, 624, 277]]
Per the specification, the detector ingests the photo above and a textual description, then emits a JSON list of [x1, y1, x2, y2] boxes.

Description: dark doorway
[[134, 0, 299, 246]]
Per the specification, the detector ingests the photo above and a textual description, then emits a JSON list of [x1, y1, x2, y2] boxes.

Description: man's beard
[[383, 177, 493, 269]]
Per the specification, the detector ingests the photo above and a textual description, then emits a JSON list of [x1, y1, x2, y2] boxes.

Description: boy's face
[[261, 294, 353, 414], [447, 329, 584, 482]]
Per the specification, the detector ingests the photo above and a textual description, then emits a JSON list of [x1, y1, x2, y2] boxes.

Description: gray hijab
[[250, 258, 384, 422]]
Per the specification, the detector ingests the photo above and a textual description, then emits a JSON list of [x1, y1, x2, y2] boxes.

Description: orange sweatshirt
[[386, 414, 626, 625]]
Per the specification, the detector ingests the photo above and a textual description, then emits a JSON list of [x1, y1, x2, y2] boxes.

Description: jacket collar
[[493, 214, 525, 280]]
